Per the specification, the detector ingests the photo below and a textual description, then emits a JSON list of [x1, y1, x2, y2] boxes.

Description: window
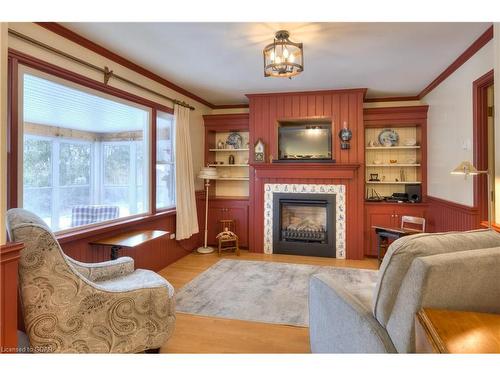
[[21, 71, 151, 231], [156, 111, 175, 209]]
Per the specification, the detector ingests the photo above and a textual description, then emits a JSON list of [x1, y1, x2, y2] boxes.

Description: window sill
[[56, 209, 176, 244]]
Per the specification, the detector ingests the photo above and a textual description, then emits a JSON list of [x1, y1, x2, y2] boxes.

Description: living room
[[1, 1, 500, 373]]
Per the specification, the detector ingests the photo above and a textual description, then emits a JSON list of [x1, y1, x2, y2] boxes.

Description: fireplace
[[272, 193, 336, 257]]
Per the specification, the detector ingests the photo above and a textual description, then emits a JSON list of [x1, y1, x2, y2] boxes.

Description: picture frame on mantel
[[254, 138, 265, 162]]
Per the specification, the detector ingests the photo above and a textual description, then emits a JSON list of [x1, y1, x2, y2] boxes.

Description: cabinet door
[[226, 206, 249, 248], [366, 212, 394, 257]]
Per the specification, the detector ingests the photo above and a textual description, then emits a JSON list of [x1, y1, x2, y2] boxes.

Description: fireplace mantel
[[252, 163, 360, 180]]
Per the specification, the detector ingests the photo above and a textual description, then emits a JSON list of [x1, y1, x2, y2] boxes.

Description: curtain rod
[[8, 28, 195, 111]]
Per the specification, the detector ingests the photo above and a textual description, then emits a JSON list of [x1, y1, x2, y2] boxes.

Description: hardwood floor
[[158, 250, 378, 353]]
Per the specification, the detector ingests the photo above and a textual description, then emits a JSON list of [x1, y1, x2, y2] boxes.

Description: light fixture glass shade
[[198, 167, 218, 180], [263, 30, 303, 78], [451, 161, 480, 175]]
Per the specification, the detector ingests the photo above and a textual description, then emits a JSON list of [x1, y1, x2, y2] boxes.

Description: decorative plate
[[378, 129, 399, 147], [226, 132, 243, 149]]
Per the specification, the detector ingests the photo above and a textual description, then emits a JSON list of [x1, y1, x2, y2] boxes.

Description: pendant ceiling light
[[263, 30, 303, 78]]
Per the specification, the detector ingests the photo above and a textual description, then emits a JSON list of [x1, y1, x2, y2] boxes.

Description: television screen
[[278, 123, 332, 161]]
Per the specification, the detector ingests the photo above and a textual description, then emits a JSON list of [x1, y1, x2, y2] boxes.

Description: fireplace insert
[[273, 193, 336, 257], [277, 122, 333, 162]]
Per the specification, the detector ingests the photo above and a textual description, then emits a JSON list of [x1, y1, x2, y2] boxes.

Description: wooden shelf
[[366, 181, 421, 185], [366, 164, 421, 167], [209, 148, 249, 152], [366, 146, 420, 150], [217, 177, 250, 181], [208, 164, 249, 167]]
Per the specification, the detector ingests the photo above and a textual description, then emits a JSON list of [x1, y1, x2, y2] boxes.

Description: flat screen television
[[278, 123, 332, 162]]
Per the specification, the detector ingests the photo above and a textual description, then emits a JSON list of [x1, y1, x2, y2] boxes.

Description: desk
[[415, 308, 500, 353], [90, 230, 169, 260], [372, 226, 421, 263]]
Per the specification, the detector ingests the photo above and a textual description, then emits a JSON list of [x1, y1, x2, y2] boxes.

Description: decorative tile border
[[263, 183, 346, 259]]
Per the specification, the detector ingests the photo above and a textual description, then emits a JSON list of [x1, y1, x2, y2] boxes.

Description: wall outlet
[[170, 233, 176, 240]]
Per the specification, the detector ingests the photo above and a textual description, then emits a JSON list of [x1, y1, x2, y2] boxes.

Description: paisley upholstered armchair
[[7, 208, 176, 353]]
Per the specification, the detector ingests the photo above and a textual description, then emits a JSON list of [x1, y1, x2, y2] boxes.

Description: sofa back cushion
[[372, 229, 500, 327], [386, 247, 500, 352]]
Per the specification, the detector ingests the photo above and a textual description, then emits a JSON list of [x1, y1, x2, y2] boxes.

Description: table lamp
[[197, 167, 218, 253], [451, 161, 492, 228]]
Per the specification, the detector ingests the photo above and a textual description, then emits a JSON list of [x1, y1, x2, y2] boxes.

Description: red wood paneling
[[246, 89, 365, 259], [59, 213, 192, 272], [196, 195, 249, 248], [426, 196, 480, 232], [0, 242, 23, 353]]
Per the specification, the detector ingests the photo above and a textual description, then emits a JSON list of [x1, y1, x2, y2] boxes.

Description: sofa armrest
[[309, 273, 396, 353], [386, 247, 500, 353], [66, 256, 135, 282]]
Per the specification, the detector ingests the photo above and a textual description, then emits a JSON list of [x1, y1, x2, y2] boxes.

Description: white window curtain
[[174, 104, 199, 240]]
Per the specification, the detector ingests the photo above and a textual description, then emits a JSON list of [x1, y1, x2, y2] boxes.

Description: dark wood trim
[[364, 96, 420, 103], [35, 22, 215, 109], [56, 209, 176, 245], [7, 56, 19, 209], [418, 25, 493, 99], [473, 69, 494, 222], [212, 104, 249, 109], [7, 49, 175, 211], [9, 49, 174, 114], [246, 88, 368, 98], [0, 242, 23, 352]]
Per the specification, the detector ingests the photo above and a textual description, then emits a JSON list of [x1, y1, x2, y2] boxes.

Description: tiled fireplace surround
[[249, 164, 363, 260], [264, 183, 346, 258]]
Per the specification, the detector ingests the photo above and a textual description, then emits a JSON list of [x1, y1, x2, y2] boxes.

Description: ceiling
[[61, 22, 492, 105], [24, 73, 149, 132]]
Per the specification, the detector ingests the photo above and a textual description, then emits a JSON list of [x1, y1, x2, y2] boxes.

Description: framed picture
[[254, 138, 265, 162]]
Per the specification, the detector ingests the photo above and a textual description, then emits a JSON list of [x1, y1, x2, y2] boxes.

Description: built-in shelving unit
[[203, 114, 250, 198], [365, 125, 424, 199]]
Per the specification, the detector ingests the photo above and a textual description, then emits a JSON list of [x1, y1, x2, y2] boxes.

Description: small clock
[[254, 139, 265, 162]]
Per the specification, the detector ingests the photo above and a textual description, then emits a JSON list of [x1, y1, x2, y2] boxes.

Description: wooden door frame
[[473, 69, 494, 222]]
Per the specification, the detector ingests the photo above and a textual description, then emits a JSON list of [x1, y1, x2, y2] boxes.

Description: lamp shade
[[198, 167, 218, 180], [451, 161, 480, 175]]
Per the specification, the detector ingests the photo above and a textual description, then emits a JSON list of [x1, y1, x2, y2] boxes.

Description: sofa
[[309, 229, 500, 353], [7, 208, 176, 353]]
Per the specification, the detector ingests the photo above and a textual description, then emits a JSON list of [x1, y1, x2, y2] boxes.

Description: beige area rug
[[175, 259, 378, 327]]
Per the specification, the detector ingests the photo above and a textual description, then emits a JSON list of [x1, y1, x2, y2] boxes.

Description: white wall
[[7, 23, 212, 194], [0, 23, 7, 244], [423, 40, 494, 206]]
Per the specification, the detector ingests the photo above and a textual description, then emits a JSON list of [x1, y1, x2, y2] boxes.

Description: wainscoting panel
[[58, 213, 195, 272], [426, 196, 480, 232]]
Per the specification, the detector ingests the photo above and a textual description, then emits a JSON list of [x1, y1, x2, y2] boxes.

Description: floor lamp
[[451, 161, 492, 228], [197, 167, 218, 254]]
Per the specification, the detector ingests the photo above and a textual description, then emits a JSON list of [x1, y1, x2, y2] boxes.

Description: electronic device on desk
[[385, 193, 409, 203], [405, 184, 422, 203]]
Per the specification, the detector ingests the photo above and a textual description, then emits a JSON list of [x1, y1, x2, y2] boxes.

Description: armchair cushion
[[66, 256, 135, 282], [7, 208, 176, 353]]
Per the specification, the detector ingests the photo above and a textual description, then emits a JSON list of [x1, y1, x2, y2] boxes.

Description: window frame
[[8, 51, 177, 236]]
